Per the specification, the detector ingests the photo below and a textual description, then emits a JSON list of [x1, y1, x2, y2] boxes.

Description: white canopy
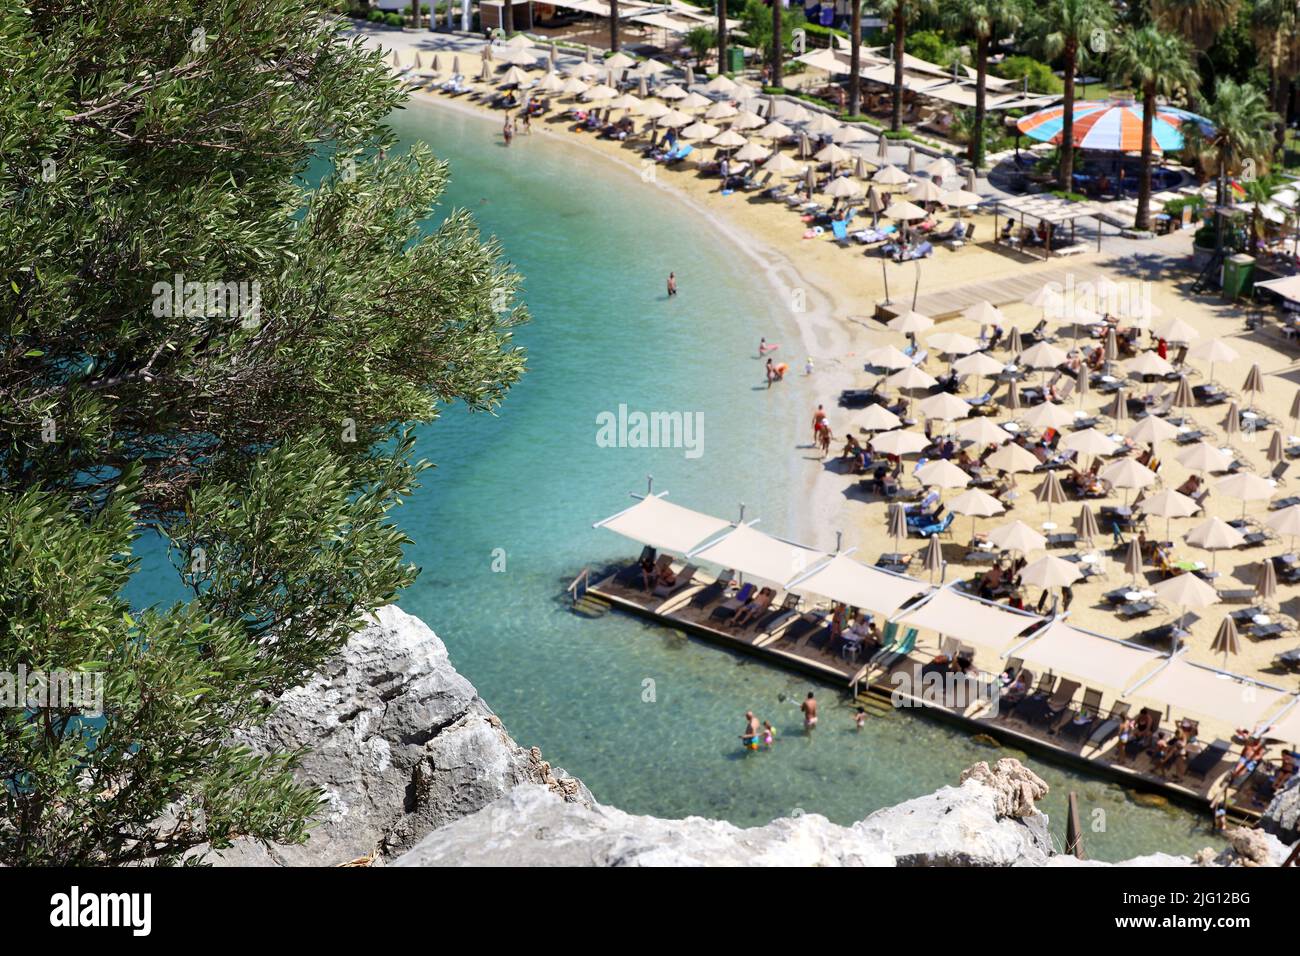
[[1015, 621, 1161, 692], [689, 522, 828, 586], [789, 554, 928, 617], [1131, 658, 1287, 731], [1263, 699, 1300, 745], [595, 495, 732, 554], [897, 589, 1044, 658]]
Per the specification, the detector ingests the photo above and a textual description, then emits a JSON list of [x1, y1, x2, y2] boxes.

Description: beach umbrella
[[570, 61, 602, 80], [1035, 470, 1068, 523], [805, 111, 840, 134], [757, 120, 793, 140], [582, 83, 619, 101], [1020, 401, 1075, 431], [948, 488, 1005, 541], [731, 109, 766, 130], [680, 121, 721, 139], [1210, 616, 1241, 668], [480, 58, 493, 82], [763, 152, 804, 176], [887, 364, 938, 392], [481, 43, 492, 63], [605, 51, 635, 72], [711, 128, 747, 148], [659, 107, 694, 127], [1242, 363, 1264, 411], [1138, 488, 1199, 539], [778, 101, 810, 123], [883, 200, 928, 222], [499, 65, 532, 87], [704, 74, 739, 95], [1019, 340, 1068, 376], [1185, 517, 1246, 570], [824, 176, 865, 199], [640, 98, 670, 119], [1007, 327, 1024, 357], [917, 391, 971, 423], [927, 332, 980, 357], [1100, 457, 1157, 503], [906, 146, 917, 173], [638, 58, 669, 77], [866, 185, 886, 218], [966, 168, 977, 192], [872, 164, 910, 186], [1256, 559, 1278, 603], [638, 75, 649, 97], [1016, 100, 1212, 152], [872, 428, 929, 456], [610, 92, 644, 112], [863, 344, 914, 371], [704, 100, 738, 120], [922, 534, 945, 583], [734, 141, 771, 163], [1077, 504, 1100, 547], [909, 179, 944, 203], [452, 55, 460, 75], [1152, 572, 1220, 643], [1268, 430, 1286, 466], [1060, 427, 1119, 459], [1217, 471, 1275, 519], [1004, 380, 1021, 412], [679, 91, 711, 109], [1266, 503, 1300, 553], [1189, 338, 1238, 385], [685, 64, 695, 87], [561, 76, 590, 96], [815, 143, 852, 165], [888, 501, 908, 548], [887, 309, 934, 335], [985, 442, 1040, 475], [940, 188, 982, 210], [1126, 415, 1180, 447], [798, 132, 811, 158], [1123, 537, 1144, 585], [536, 71, 566, 94], [497, 47, 541, 66], [858, 404, 903, 431], [918, 459, 971, 489], [955, 417, 1011, 446], [953, 349, 1004, 381], [1020, 554, 1082, 589], [1176, 441, 1231, 476], [1109, 388, 1129, 424], [585, 45, 594, 63], [1290, 389, 1300, 431], [1103, 326, 1118, 365], [1075, 364, 1090, 406], [657, 83, 688, 100], [1027, 284, 1064, 315], [988, 520, 1046, 554], [926, 156, 958, 180], [1154, 316, 1200, 344], [1224, 401, 1240, 441], [854, 154, 869, 180], [431, 54, 441, 74], [833, 125, 870, 144], [1126, 350, 1175, 378], [503, 33, 533, 49], [1171, 375, 1195, 409]]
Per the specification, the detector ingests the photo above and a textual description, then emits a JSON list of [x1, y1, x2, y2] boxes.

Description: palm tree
[[1109, 27, 1199, 230], [878, 0, 932, 132], [848, 0, 864, 114], [771, 0, 783, 87], [1250, 0, 1300, 149], [1148, 0, 1241, 51], [1200, 77, 1281, 251], [718, 0, 728, 75], [610, 0, 620, 52], [1028, 0, 1114, 190], [941, 0, 1023, 169], [502, 0, 512, 34]]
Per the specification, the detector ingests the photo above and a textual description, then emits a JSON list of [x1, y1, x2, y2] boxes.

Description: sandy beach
[[365, 28, 1300, 711]]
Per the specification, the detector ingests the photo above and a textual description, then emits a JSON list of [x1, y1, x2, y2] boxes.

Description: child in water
[[855, 707, 867, 729], [762, 721, 776, 748]]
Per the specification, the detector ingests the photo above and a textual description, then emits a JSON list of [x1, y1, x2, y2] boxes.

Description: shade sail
[[689, 522, 828, 586], [789, 554, 928, 616], [897, 589, 1044, 658], [595, 495, 734, 554], [1016, 621, 1161, 692], [1132, 659, 1287, 730], [1264, 700, 1300, 745]]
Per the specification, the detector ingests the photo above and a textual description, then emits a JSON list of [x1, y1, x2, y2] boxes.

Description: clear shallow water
[[128, 99, 1223, 861]]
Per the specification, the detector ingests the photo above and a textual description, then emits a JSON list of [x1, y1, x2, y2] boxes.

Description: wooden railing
[[565, 567, 591, 604]]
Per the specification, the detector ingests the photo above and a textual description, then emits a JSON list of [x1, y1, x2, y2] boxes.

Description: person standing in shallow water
[[502, 115, 513, 147], [801, 691, 818, 730], [667, 272, 677, 297]]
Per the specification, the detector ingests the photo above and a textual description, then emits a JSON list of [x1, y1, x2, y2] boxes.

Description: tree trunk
[[891, 7, 905, 132], [972, 34, 988, 168], [1214, 156, 1227, 254], [771, 0, 783, 88], [503, 0, 512, 34], [610, 0, 620, 52], [411, 0, 421, 29], [847, 0, 863, 114], [1059, 39, 1077, 189], [1272, 62, 1288, 150], [1135, 85, 1155, 231], [718, 0, 728, 74]]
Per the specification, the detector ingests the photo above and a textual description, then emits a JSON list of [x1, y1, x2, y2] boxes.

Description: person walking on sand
[[801, 692, 818, 730], [812, 404, 827, 443], [522, 110, 532, 135], [816, 419, 832, 458], [667, 272, 677, 297]]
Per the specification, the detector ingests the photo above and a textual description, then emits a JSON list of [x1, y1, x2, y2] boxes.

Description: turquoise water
[[130, 99, 1224, 860]]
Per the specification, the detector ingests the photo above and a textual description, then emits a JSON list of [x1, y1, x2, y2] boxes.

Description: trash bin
[[727, 46, 745, 74], [1221, 253, 1256, 300]]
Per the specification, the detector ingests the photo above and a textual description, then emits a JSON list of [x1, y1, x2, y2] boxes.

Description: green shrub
[[994, 56, 1063, 95], [906, 30, 964, 68], [384, 11, 402, 26], [884, 129, 914, 140], [366, 8, 384, 22]]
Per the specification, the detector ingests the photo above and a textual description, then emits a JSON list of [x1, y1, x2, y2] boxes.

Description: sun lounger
[[1039, 679, 1082, 725], [915, 512, 954, 538], [779, 609, 827, 643], [1086, 701, 1131, 748], [614, 546, 656, 586], [710, 582, 755, 621], [754, 593, 801, 632], [653, 563, 698, 598], [869, 626, 918, 673], [853, 225, 897, 245], [1187, 739, 1231, 779], [1057, 687, 1104, 740], [661, 143, 694, 165], [688, 568, 735, 609]]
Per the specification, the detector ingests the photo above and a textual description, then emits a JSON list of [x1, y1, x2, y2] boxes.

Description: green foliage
[[994, 55, 1063, 94], [905, 29, 962, 67], [740, 0, 803, 55], [0, 0, 526, 863], [685, 25, 717, 64]]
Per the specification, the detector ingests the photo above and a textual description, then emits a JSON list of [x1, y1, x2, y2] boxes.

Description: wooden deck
[[586, 563, 1267, 823], [892, 260, 1113, 321]]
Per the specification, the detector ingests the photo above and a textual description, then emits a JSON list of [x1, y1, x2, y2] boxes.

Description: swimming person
[[667, 272, 677, 297], [758, 337, 779, 355], [801, 692, 818, 730], [855, 706, 866, 730], [762, 721, 776, 748], [740, 710, 761, 750]]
